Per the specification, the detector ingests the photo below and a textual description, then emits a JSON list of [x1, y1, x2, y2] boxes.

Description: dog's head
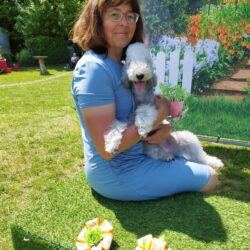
[[122, 42, 157, 97]]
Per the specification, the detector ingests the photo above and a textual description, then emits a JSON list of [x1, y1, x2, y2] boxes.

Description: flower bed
[[189, 3, 250, 60], [152, 2, 249, 92]]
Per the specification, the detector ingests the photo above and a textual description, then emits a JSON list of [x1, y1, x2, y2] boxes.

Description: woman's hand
[[152, 95, 169, 130], [144, 122, 171, 144], [81, 104, 142, 160]]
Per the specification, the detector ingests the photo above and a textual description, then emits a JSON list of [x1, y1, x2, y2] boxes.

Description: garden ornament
[[135, 234, 171, 250], [76, 218, 114, 250]]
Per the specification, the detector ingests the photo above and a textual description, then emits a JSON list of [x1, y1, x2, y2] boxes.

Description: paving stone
[[211, 81, 248, 92], [231, 69, 250, 81]]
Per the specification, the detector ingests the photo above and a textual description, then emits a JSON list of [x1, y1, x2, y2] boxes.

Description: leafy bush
[[186, 0, 208, 14], [141, 0, 189, 44], [183, 2, 250, 91], [26, 36, 68, 65], [0, 46, 12, 64], [160, 83, 188, 101], [187, 3, 250, 63], [16, 48, 34, 66], [15, 0, 83, 40], [14, 0, 84, 64]]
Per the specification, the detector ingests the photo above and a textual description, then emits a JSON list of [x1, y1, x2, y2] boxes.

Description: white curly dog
[[104, 42, 223, 169]]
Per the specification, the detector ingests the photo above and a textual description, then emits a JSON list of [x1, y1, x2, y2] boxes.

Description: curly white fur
[[104, 42, 224, 169], [127, 61, 153, 82], [135, 104, 158, 137], [104, 120, 128, 154]]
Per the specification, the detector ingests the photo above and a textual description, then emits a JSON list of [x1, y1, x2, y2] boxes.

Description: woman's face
[[102, 2, 137, 56]]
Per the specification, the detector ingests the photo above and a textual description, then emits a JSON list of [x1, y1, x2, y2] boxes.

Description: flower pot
[[169, 101, 184, 117]]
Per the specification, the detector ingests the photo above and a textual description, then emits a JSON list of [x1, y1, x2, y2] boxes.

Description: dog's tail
[[205, 154, 224, 169]]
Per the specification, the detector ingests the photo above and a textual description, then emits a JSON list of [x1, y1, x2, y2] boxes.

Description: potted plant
[[160, 82, 188, 117]]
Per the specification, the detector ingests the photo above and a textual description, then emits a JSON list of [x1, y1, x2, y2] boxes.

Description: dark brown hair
[[72, 0, 144, 56]]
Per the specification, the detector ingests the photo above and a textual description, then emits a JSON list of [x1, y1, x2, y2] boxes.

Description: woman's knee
[[200, 167, 218, 193]]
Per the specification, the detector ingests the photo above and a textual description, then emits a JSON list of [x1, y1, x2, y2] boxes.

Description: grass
[[175, 95, 250, 141], [0, 66, 71, 85], [11, 149, 250, 249], [0, 68, 83, 249], [0, 68, 249, 249]]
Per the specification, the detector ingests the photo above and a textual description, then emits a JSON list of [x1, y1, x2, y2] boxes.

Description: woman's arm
[[81, 96, 169, 160], [81, 104, 141, 160]]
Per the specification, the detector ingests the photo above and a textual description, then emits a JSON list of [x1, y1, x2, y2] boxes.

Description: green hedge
[[16, 48, 34, 66], [26, 36, 69, 65]]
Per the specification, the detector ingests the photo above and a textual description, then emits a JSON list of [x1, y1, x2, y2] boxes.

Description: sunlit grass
[[175, 95, 250, 141], [0, 74, 82, 249], [12, 144, 250, 250], [0, 70, 249, 249], [0, 66, 71, 85]]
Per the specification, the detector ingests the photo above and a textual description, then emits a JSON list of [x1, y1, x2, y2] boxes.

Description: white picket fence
[[153, 49, 194, 94]]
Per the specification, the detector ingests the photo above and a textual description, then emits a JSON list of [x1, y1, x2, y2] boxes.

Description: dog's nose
[[136, 74, 144, 80]]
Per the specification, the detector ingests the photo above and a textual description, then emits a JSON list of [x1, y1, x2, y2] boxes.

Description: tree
[[141, 0, 189, 45], [0, 0, 30, 53], [186, 0, 208, 15], [15, 0, 84, 41], [0, 0, 85, 57], [13, 0, 85, 63]]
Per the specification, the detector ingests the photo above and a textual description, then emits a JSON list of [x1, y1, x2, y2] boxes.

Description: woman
[[71, 0, 218, 201]]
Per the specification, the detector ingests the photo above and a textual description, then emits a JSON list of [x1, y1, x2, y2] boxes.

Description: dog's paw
[[104, 120, 128, 154], [206, 155, 224, 169], [212, 158, 224, 169], [135, 104, 158, 137]]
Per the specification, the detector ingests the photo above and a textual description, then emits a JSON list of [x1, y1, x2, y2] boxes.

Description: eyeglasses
[[106, 10, 140, 24]]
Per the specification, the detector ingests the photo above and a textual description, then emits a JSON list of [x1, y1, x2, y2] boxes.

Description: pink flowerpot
[[169, 101, 184, 117]]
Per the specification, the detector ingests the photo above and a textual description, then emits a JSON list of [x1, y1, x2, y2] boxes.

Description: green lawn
[[11, 162, 250, 250], [175, 95, 250, 141], [0, 69, 249, 249], [0, 66, 71, 85], [0, 69, 83, 249]]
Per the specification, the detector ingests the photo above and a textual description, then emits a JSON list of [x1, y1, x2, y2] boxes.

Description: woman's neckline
[[107, 56, 124, 66]]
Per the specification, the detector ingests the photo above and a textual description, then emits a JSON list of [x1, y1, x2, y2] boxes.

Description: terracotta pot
[[169, 101, 184, 117]]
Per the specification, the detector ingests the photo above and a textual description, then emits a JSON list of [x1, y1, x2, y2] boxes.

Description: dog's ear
[[148, 73, 157, 89]]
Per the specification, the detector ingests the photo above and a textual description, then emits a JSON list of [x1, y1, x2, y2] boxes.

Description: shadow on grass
[[93, 191, 227, 244], [204, 145, 250, 202], [92, 145, 249, 245]]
